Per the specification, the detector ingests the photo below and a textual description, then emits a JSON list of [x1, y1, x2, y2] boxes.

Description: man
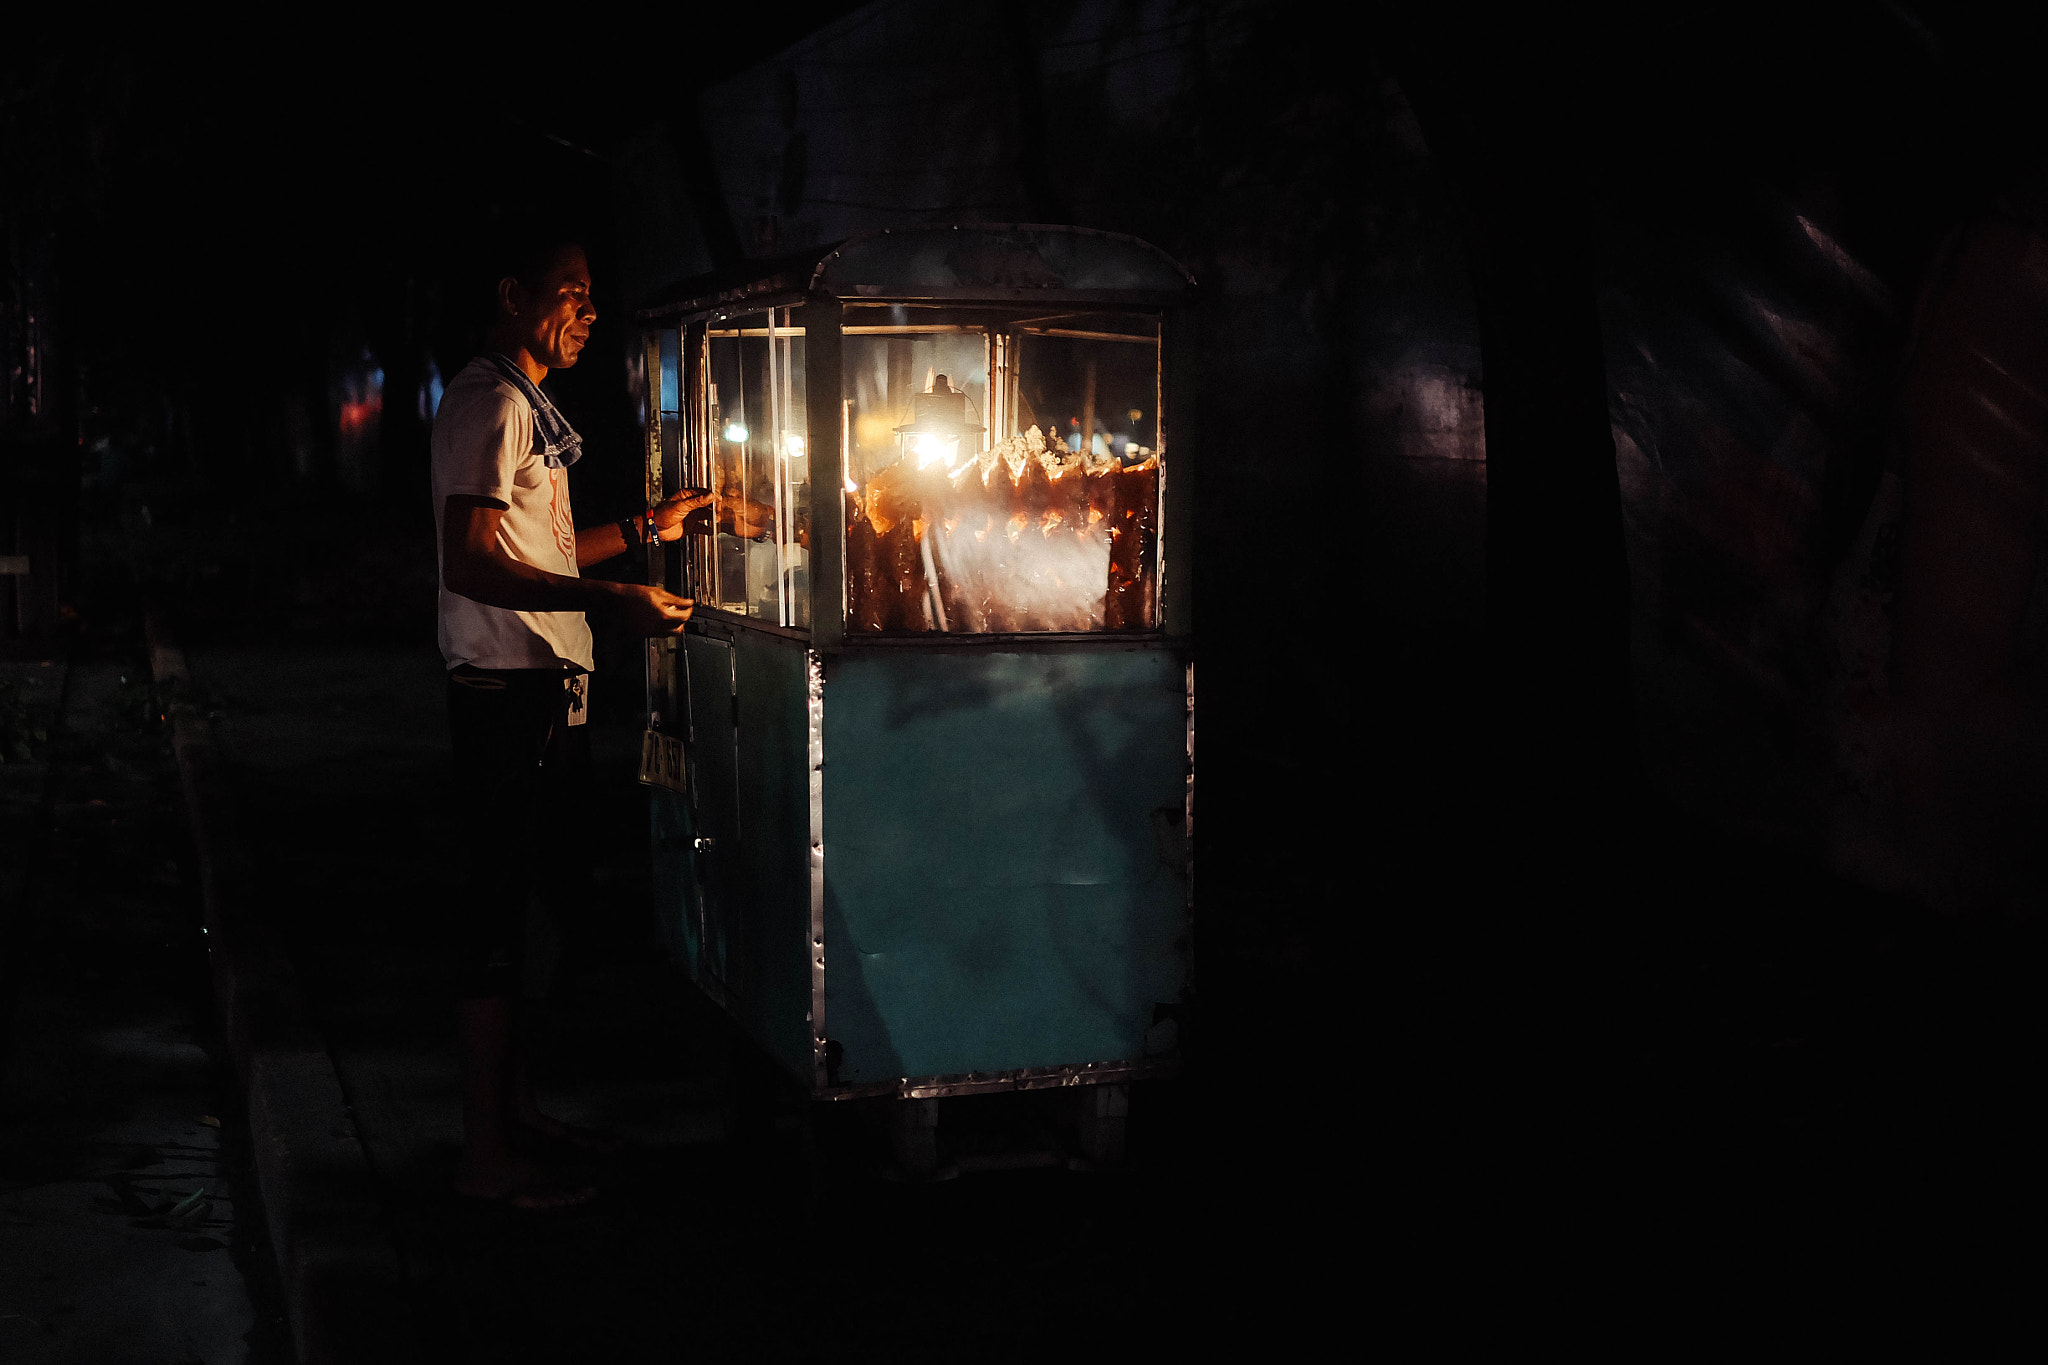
[[434, 237, 706, 1209]]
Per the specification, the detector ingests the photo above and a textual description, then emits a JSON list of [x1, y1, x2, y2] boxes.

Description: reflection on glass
[[842, 309, 1159, 633], [656, 328, 681, 503], [706, 310, 809, 627]]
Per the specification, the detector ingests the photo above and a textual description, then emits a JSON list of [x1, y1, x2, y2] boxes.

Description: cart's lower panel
[[652, 628, 813, 1079], [820, 647, 1189, 1085]]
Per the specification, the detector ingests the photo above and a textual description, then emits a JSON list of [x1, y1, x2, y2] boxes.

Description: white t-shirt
[[431, 357, 596, 672]]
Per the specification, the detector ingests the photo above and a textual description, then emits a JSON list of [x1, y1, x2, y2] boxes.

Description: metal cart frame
[[633, 227, 1195, 1156]]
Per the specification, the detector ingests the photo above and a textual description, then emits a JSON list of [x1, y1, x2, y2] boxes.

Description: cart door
[[683, 631, 738, 988]]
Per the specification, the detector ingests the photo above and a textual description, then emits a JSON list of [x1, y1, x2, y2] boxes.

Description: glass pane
[[656, 327, 682, 501], [842, 308, 1159, 633], [707, 311, 809, 626]]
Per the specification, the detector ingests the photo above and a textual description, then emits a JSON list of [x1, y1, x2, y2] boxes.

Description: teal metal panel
[[822, 647, 1188, 1084], [731, 631, 815, 1078]]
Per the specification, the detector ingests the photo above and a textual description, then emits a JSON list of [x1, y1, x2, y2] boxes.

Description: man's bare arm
[[442, 496, 693, 635], [575, 521, 632, 568]]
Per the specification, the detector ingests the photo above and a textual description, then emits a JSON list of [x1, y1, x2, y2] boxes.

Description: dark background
[[10, 0, 2048, 1319]]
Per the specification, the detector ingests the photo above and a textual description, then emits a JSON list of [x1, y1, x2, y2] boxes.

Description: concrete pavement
[[0, 648, 288, 1365]]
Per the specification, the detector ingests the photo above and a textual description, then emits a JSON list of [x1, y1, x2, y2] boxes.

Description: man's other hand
[[609, 583, 694, 636], [652, 488, 716, 541]]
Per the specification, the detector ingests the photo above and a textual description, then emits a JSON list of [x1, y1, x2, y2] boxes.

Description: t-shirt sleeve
[[435, 387, 528, 507]]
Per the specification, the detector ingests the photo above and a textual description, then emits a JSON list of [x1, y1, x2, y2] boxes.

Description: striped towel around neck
[[481, 353, 584, 469]]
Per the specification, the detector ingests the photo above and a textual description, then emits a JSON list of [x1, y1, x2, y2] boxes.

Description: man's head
[[488, 240, 596, 374]]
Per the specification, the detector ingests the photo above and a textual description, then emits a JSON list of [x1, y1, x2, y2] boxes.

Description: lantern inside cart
[[883, 373, 985, 628], [634, 226, 1194, 1146], [895, 373, 982, 471]]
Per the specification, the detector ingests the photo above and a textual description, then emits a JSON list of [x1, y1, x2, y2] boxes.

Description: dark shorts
[[445, 665, 592, 999]]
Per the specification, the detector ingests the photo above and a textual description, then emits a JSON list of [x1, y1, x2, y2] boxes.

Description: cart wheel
[[889, 1097, 941, 1181], [1073, 1082, 1129, 1169]]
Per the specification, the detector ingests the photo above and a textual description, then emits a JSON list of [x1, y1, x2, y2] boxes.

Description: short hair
[[475, 222, 587, 323]]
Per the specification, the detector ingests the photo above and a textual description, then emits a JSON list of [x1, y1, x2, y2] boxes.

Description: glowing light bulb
[[911, 432, 964, 471], [784, 434, 806, 458], [724, 422, 749, 443]]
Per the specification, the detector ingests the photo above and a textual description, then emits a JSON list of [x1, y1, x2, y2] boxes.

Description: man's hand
[[605, 583, 694, 636], [653, 487, 808, 548], [652, 488, 716, 541]]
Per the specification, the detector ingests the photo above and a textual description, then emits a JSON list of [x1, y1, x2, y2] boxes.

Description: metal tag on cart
[[637, 729, 686, 793]]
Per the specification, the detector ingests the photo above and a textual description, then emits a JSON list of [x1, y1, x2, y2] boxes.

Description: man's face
[[508, 245, 596, 371]]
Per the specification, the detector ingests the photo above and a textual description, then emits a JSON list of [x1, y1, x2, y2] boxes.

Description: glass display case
[[840, 307, 1160, 634], [633, 226, 1195, 1136]]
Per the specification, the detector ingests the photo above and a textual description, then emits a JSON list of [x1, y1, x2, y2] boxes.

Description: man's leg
[[446, 667, 594, 1206], [503, 689, 622, 1153], [456, 998, 592, 1206]]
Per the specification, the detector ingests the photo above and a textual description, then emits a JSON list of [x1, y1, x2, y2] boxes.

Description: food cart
[[633, 225, 1194, 1170]]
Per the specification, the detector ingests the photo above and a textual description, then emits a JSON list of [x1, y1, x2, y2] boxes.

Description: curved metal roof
[[638, 224, 1194, 320], [813, 224, 1194, 298]]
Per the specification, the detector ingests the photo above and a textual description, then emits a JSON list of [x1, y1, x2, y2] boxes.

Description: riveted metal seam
[[807, 649, 828, 1092]]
